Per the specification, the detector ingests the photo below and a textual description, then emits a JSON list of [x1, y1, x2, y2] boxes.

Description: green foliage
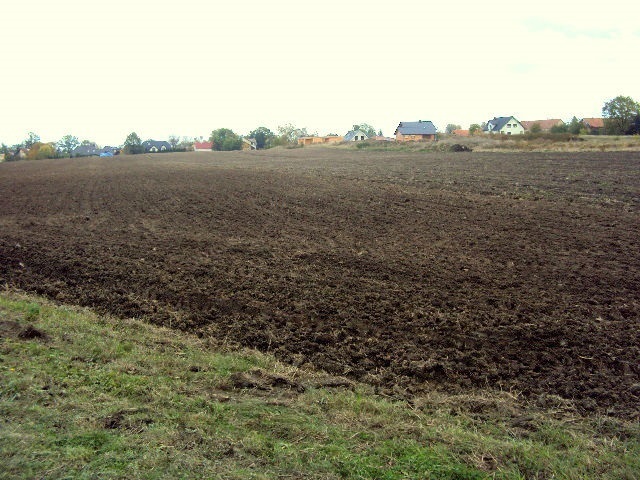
[[24, 131, 40, 148], [469, 124, 482, 135], [275, 123, 310, 146], [57, 134, 80, 155], [445, 124, 462, 134], [567, 116, 584, 135], [602, 95, 640, 135], [248, 126, 276, 149], [210, 128, 243, 151], [530, 122, 542, 134], [353, 123, 377, 138], [550, 123, 568, 134], [122, 132, 144, 155]]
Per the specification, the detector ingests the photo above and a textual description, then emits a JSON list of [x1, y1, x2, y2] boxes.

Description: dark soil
[[1, 149, 639, 417]]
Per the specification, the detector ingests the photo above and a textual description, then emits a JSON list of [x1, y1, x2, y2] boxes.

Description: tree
[[57, 135, 79, 155], [210, 128, 242, 151], [529, 122, 542, 134], [123, 132, 144, 154], [248, 127, 276, 149], [274, 123, 309, 146], [353, 123, 377, 138], [602, 95, 640, 135], [550, 123, 568, 134], [24, 132, 40, 148], [445, 124, 462, 134], [567, 116, 583, 135], [168, 135, 180, 150], [26, 142, 57, 160], [469, 124, 482, 135]]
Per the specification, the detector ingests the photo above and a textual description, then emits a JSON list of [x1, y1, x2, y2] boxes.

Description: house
[[394, 120, 438, 142], [72, 145, 100, 157], [194, 141, 213, 151], [581, 118, 605, 135], [344, 126, 369, 142], [142, 140, 171, 153], [297, 135, 344, 146], [242, 138, 257, 150], [452, 129, 470, 137], [521, 119, 564, 132], [483, 117, 525, 135], [373, 135, 395, 142]]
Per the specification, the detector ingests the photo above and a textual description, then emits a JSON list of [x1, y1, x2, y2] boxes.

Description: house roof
[[521, 119, 564, 130], [72, 145, 100, 157], [582, 117, 604, 128], [344, 129, 369, 141], [452, 129, 470, 136], [142, 140, 171, 151], [394, 121, 437, 136], [484, 117, 520, 132], [194, 141, 213, 150]]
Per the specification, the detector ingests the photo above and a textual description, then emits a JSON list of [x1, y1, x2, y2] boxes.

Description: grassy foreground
[[1, 291, 638, 479]]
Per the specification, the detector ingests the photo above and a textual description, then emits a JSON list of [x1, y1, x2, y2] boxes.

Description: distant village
[[1, 110, 636, 162]]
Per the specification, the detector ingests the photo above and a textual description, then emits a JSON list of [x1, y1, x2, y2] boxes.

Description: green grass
[[1, 290, 638, 479]]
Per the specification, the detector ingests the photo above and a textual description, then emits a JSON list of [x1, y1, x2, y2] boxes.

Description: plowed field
[[1, 149, 639, 417]]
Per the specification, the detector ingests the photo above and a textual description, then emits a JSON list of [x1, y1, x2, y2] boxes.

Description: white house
[[344, 127, 369, 141], [483, 116, 525, 135]]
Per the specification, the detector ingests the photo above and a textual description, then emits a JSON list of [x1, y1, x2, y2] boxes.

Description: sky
[[2, 0, 640, 146]]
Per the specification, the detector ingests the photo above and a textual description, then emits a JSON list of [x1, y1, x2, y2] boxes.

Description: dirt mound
[[0, 150, 638, 417]]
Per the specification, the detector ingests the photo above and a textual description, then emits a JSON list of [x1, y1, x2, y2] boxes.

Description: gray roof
[[484, 116, 519, 132], [394, 121, 437, 136], [344, 129, 369, 141], [142, 140, 171, 152]]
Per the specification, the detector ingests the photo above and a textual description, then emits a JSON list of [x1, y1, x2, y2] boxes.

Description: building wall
[[395, 133, 436, 142], [498, 118, 524, 135]]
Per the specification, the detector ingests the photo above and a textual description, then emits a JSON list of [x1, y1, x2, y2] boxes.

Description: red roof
[[582, 118, 605, 128], [452, 129, 470, 136], [194, 141, 213, 150]]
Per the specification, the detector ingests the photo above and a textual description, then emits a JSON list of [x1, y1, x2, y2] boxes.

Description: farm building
[[483, 117, 524, 135], [521, 119, 564, 132], [194, 141, 213, 151], [297, 135, 344, 146], [142, 140, 171, 153], [394, 121, 438, 142], [581, 118, 605, 135]]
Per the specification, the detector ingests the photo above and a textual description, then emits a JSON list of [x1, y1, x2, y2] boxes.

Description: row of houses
[[452, 116, 605, 137], [298, 121, 439, 145]]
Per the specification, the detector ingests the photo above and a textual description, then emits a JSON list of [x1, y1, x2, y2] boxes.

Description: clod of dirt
[[18, 325, 48, 341], [449, 144, 473, 152]]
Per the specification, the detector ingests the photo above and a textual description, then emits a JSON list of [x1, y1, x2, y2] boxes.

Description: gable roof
[[394, 121, 437, 135], [484, 116, 520, 132], [521, 119, 564, 130], [344, 129, 369, 141], [142, 140, 171, 152], [582, 117, 604, 128], [194, 141, 213, 150]]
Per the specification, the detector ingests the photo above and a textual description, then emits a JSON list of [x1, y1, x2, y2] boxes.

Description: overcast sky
[[2, 0, 639, 146]]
